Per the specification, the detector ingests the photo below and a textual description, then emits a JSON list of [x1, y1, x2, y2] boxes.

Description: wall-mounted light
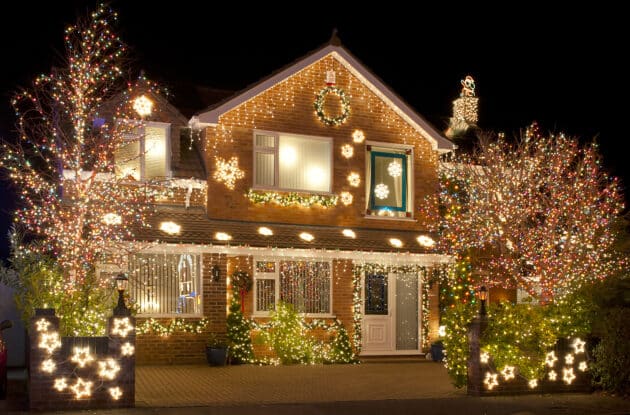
[[211, 265, 221, 282]]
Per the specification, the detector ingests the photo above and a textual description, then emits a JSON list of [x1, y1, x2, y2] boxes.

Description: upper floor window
[[254, 131, 332, 193], [366, 144, 413, 218], [115, 121, 171, 180]]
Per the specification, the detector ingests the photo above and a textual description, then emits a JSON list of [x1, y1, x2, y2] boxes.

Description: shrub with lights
[[226, 297, 254, 364]]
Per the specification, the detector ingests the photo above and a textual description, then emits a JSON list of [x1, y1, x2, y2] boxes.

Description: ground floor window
[[254, 259, 332, 316], [128, 253, 201, 316]]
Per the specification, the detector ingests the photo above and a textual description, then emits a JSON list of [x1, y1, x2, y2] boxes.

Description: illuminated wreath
[[231, 270, 252, 293], [314, 86, 350, 126]]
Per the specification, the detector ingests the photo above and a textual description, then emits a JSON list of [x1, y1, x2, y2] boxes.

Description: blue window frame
[[368, 150, 408, 212]]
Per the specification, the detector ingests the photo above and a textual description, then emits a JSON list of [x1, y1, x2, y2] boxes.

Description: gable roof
[[194, 42, 455, 153]]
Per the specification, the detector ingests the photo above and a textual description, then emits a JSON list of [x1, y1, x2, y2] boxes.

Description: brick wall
[[204, 54, 439, 231]]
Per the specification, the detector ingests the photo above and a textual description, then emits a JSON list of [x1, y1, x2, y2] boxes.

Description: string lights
[[213, 156, 245, 190], [246, 189, 338, 208]]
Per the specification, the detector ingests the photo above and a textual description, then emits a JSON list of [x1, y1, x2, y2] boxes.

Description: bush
[[260, 302, 317, 364], [226, 297, 254, 363], [441, 302, 476, 387], [591, 307, 630, 395]]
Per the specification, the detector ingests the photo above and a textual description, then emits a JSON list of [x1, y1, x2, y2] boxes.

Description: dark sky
[[0, 1, 626, 260]]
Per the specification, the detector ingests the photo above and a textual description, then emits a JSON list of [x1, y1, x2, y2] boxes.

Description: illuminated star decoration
[[341, 144, 354, 158], [501, 365, 515, 380], [352, 129, 365, 143], [54, 378, 68, 391], [483, 372, 499, 390], [572, 338, 586, 354], [545, 351, 558, 368], [109, 387, 123, 400], [374, 183, 389, 199], [39, 332, 62, 353], [71, 346, 95, 368], [528, 379, 538, 389], [70, 378, 93, 399], [578, 361, 588, 372], [36, 318, 50, 332], [340, 191, 353, 206], [548, 370, 557, 381], [112, 317, 134, 337], [563, 367, 576, 384], [120, 342, 135, 356], [347, 172, 361, 187], [480, 351, 490, 364], [98, 358, 121, 380], [213, 156, 244, 190], [387, 160, 402, 177], [565, 353, 574, 365], [41, 358, 56, 373]]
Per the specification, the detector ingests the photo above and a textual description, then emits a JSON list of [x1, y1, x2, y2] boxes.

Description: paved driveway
[[135, 361, 462, 407]]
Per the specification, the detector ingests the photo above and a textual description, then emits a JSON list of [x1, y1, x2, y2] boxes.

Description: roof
[[194, 41, 455, 153], [134, 207, 442, 256]]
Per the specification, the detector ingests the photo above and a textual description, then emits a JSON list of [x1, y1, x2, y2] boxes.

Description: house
[[119, 37, 456, 364]]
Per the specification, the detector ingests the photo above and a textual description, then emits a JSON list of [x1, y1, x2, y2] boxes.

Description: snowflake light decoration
[[340, 191, 353, 206], [213, 156, 245, 190], [341, 144, 354, 158], [374, 183, 389, 199], [347, 172, 360, 187], [387, 160, 402, 177], [352, 129, 365, 143]]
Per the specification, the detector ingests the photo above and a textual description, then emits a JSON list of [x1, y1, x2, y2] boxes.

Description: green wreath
[[314, 86, 350, 126], [231, 270, 252, 293]]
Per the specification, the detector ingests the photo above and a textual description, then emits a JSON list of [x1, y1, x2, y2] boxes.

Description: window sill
[[363, 215, 417, 222]]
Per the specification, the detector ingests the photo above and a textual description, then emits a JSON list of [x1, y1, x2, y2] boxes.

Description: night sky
[[0, 1, 625, 260]]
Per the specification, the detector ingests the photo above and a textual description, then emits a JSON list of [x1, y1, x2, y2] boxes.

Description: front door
[[362, 271, 421, 355]]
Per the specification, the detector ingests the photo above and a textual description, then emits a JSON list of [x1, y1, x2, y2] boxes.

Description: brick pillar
[[467, 316, 487, 396], [107, 315, 136, 408]]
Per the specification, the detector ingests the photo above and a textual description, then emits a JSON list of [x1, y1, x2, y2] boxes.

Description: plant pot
[[205, 347, 228, 366], [430, 343, 444, 362]]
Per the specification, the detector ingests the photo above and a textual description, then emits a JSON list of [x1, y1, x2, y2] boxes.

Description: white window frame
[[364, 140, 415, 220], [253, 130, 334, 194], [253, 257, 334, 318], [117, 120, 172, 181]]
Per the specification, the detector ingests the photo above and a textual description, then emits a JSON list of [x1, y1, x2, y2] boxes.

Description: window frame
[[252, 130, 334, 194], [252, 257, 334, 318], [365, 141, 415, 220], [116, 120, 172, 181]]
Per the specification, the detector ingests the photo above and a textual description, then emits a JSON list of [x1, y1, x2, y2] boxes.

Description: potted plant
[[430, 340, 444, 362], [205, 333, 228, 366]]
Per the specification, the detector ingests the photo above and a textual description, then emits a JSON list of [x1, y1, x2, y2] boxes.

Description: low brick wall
[[28, 309, 135, 410]]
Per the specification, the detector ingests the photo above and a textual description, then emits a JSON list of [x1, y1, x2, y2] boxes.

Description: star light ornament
[[480, 351, 490, 364], [528, 379, 538, 389], [578, 361, 588, 372], [39, 332, 62, 353], [98, 358, 121, 380], [213, 156, 245, 190], [545, 351, 558, 367], [121, 342, 135, 356], [340, 191, 353, 206], [109, 387, 123, 400], [41, 358, 56, 373], [341, 144, 354, 158], [572, 338, 586, 354], [563, 367, 576, 384], [565, 353, 574, 365], [70, 378, 93, 399], [36, 318, 50, 332], [387, 161, 402, 177], [54, 378, 68, 392], [484, 372, 499, 390], [112, 317, 134, 337], [374, 184, 390, 199], [501, 365, 515, 380], [548, 370, 558, 381], [71, 346, 95, 368]]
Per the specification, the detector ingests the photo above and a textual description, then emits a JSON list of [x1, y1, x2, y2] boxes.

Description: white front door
[[362, 271, 421, 355]]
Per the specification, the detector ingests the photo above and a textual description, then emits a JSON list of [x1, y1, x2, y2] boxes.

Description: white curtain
[[278, 135, 331, 192]]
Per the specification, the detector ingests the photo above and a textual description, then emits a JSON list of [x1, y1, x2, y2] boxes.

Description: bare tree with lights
[[1, 5, 160, 290], [433, 123, 624, 300]]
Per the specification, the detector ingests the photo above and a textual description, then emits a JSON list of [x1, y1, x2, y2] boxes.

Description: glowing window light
[[563, 367, 576, 384], [159, 221, 181, 235], [215, 232, 232, 241], [417, 235, 436, 248], [528, 379, 538, 389], [342, 229, 356, 238], [340, 191, 353, 206], [102, 213, 122, 226], [545, 351, 558, 368], [389, 238, 403, 248], [347, 172, 360, 187], [70, 377, 93, 399], [98, 358, 121, 380], [578, 361, 588, 371], [41, 358, 56, 373], [39, 332, 62, 353], [548, 370, 557, 381], [572, 338, 586, 354], [112, 317, 134, 337], [132, 95, 153, 117], [387, 160, 402, 177], [71, 346, 95, 368], [480, 351, 490, 364], [483, 372, 499, 390], [109, 387, 123, 400], [341, 144, 354, 158], [54, 378, 68, 392], [565, 353, 574, 365], [374, 183, 389, 199], [121, 342, 135, 356], [352, 130, 365, 143], [258, 227, 273, 236], [501, 365, 515, 380], [299, 232, 314, 242], [279, 145, 297, 166], [36, 318, 50, 332]]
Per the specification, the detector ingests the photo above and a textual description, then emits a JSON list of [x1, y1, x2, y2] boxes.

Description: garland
[[352, 266, 363, 353], [231, 270, 252, 292], [314, 86, 350, 126], [136, 318, 208, 337], [246, 189, 338, 208]]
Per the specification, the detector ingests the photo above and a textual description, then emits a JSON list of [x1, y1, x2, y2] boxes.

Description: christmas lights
[[387, 160, 402, 177], [578, 361, 588, 371], [136, 318, 208, 336], [347, 172, 361, 187], [352, 129, 365, 143], [340, 191, 353, 206], [484, 372, 499, 390], [572, 338, 586, 354], [388, 238, 403, 248], [70, 378, 93, 399], [563, 367, 576, 384], [501, 365, 515, 380], [342, 229, 356, 238], [299, 232, 314, 242], [120, 342, 135, 356], [132, 95, 153, 117], [545, 351, 558, 368], [109, 387, 123, 400], [246, 189, 338, 208], [39, 332, 62, 354], [213, 156, 244, 190], [41, 358, 56, 373], [528, 379, 538, 389], [159, 221, 181, 235], [314, 86, 351, 126], [215, 232, 232, 241], [565, 353, 574, 365], [341, 144, 354, 158], [374, 183, 389, 199], [417, 235, 435, 248], [71, 346, 95, 368], [258, 227, 273, 236], [112, 318, 133, 337]]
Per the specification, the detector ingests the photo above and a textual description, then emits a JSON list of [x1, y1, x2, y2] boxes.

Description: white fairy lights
[[387, 160, 402, 177], [347, 172, 360, 187], [341, 144, 354, 158], [374, 183, 389, 199], [159, 221, 181, 235], [340, 191, 353, 206]]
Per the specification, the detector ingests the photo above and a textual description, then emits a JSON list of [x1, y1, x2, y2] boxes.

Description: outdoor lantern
[[478, 285, 488, 317], [211, 265, 221, 282], [114, 273, 130, 316]]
